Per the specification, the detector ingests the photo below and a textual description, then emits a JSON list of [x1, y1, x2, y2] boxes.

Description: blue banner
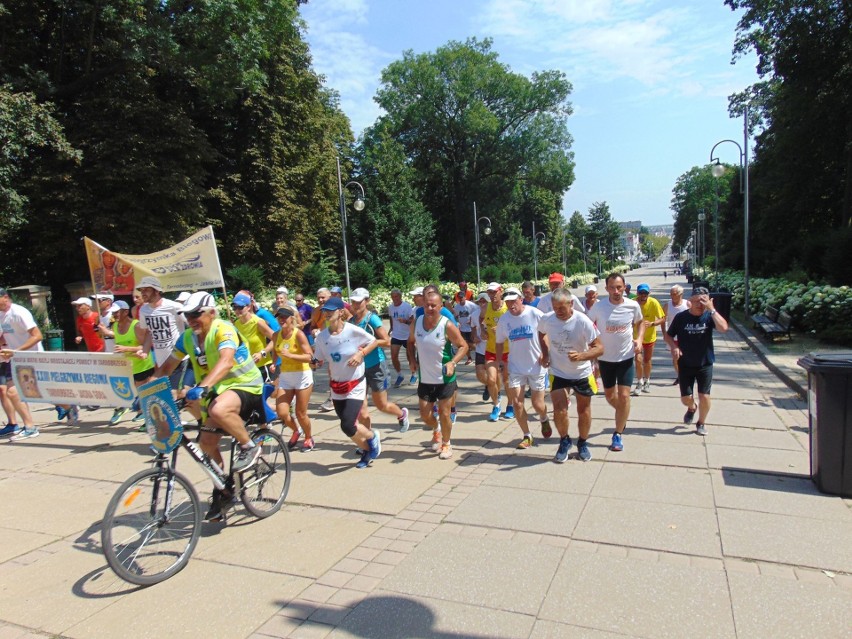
[[137, 378, 183, 453]]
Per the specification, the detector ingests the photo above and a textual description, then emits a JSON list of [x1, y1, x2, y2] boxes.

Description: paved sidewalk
[[0, 266, 849, 638]]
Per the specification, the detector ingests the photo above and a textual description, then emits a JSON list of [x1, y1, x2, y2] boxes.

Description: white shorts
[[508, 370, 547, 392], [278, 370, 314, 391]]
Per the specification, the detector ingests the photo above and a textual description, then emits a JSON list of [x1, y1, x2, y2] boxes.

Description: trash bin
[[709, 292, 732, 322], [797, 353, 852, 498], [44, 329, 64, 351]]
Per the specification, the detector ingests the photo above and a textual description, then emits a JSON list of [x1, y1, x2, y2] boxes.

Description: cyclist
[[155, 292, 264, 520]]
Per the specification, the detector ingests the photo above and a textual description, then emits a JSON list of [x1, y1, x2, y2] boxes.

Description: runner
[[664, 285, 690, 385], [232, 292, 276, 383], [482, 282, 510, 422], [631, 283, 665, 395], [0, 287, 43, 439], [72, 297, 105, 353], [453, 290, 477, 365], [538, 288, 603, 462], [387, 288, 415, 388], [271, 306, 315, 452], [521, 281, 540, 307], [494, 287, 550, 449], [138, 276, 192, 399], [538, 272, 584, 313], [310, 288, 335, 412], [453, 281, 473, 305], [112, 300, 155, 425], [586, 273, 644, 452], [472, 293, 490, 402]]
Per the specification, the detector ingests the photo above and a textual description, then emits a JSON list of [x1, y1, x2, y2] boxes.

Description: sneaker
[[0, 424, 21, 437], [577, 441, 592, 461], [368, 430, 382, 460], [555, 436, 572, 463], [482, 387, 490, 402], [696, 423, 707, 436], [232, 443, 261, 473], [302, 437, 315, 452], [393, 374, 404, 388], [132, 411, 145, 422], [68, 406, 80, 425], [355, 449, 372, 469], [409, 373, 418, 385], [672, 377, 680, 386], [450, 409, 457, 424], [540, 418, 553, 439], [610, 432, 624, 452], [319, 398, 334, 412], [398, 407, 410, 433], [10, 427, 39, 442], [137, 423, 147, 432], [502, 406, 516, 420], [516, 434, 534, 449], [631, 385, 641, 396], [641, 380, 651, 393], [431, 429, 442, 452], [110, 407, 130, 425], [55, 407, 68, 421], [488, 405, 500, 422], [438, 443, 453, 460], [432, 404, 438, 417], [204, 489, 226, 522], [683, 406, 697, 424], [287, 428, 301, 450]]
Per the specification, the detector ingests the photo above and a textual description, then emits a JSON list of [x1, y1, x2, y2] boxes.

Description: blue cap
[[232, 293, 252, 307], [322, 297, 345, 312], [330, 286, 343, 294], [637, 284, 650, 294], [113, 300, 130, 310]]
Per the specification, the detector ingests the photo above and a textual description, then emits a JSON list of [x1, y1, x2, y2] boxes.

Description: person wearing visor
[[632, 283, 665, 395], [156, 292, 264, 517], [311, 296, 383, 469], [271, 305, 315, 452], [232, 292, 276, 384]]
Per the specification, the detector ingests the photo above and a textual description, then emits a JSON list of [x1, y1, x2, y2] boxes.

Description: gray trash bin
[[797, 353, 852, 497]]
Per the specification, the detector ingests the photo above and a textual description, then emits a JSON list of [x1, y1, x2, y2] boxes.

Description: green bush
[[349, 260, 377, 289], [226, 264, 265, 294], [415, 261, 442, 283], [300, 249, 338, 295], [382, 261, 410, 290]]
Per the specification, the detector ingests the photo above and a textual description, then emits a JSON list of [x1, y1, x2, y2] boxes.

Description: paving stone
[[592, 463, 714, 507]]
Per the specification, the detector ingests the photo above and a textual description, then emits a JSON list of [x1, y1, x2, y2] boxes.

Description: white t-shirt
[[313, 323, 375, 400], [140, 299, 186, 366], [387, 301, 414, 341], [538, 311, 600, 379], [454, 300, 477, 332], [0, 304, 43, 351], [538, 291, 584, 314], [413, 315, 453, 384], [470, 306, 486, 356], [100, 311, 115, 352], [586, 297, 642, 363], [495, 305, 545, 376], [665, 299, 690, 332]]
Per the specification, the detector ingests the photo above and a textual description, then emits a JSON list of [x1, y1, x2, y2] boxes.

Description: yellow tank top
[[484, 302, 509, 353], [275, 328, 310, 373], [235, 314, 272, 366], [114, 319, 155, 375]]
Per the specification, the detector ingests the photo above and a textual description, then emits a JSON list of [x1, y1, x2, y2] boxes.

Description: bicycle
[[100, 393, 291, 586]]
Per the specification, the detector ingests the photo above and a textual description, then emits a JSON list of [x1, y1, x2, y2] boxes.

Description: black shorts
[[390, 337, 408, 347], [551, 375, 595, 397], [417, 380, 457, 403], [461, 330, 473, 345], [0, 361, 11, 384], [133, 368, 155, 383], [204, 387, 264, 429], [599, 359, 635, 389], [679, 364, 713, 397], [475, 352, 486, 366], [333, 398, 364, 437]]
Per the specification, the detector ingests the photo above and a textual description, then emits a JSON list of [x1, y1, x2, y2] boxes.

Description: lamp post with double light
[[473, 202, 492, 289], [532, 221, 546, 281]]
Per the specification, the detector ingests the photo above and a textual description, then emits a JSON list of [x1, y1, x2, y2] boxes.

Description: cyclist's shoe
[[398, 407, 410, 433], [0, 424, 21, 437], [110, 407, 129, 425], [368, 431, 382, 460], [204, 489, 225, 522], [355, 449, 372, 469], [287, 428, 302, 450], [541, 418, 553, 439], [232, 443, 262, 473]]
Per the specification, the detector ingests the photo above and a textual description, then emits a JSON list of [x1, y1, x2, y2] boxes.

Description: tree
[[586, 201, 621, 270], [371, 38, 575, 278], [670, 165, 734, 267]]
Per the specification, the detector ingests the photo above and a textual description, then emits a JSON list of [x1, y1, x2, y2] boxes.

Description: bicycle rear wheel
[[240, 428, 291, 518], [101, 467, 201, 586]]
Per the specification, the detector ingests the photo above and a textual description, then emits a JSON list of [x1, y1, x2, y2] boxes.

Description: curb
[[730, 317, 807, 398]]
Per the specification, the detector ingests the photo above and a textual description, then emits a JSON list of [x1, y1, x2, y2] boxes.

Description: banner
[[137, 377, 183, 453], [10, 351, 136, 407], [83, 226, 225, 294]]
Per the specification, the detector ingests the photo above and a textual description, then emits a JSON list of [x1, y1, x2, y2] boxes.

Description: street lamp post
[[698, 210, 706, 266], [336, 155, 365, 294], [473, 202, 492, 290], [532, 221, 546, 281], [710, 104, 750, 317], [597, 240, 603, 275], [581, 235, 589, 274]]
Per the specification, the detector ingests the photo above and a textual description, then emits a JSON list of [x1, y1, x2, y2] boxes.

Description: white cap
[[71, 297, 93, 306], [502, 286, 521, 301], [94, 291, 114, 300], [138, 275, 163, 291], [410, 287, 424, 296], [276, 286, 289, 295], [585, 285, 597, 294], [476, 292, 490, 302], [486, 282, 501, 291], [176, 291, 191, 303], [180, 292, 216, 314], [350, 287, 370, 302]]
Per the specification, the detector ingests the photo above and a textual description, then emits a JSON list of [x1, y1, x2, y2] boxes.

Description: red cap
[[548, 272, 564, 283]]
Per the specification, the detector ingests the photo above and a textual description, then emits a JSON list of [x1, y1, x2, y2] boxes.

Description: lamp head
[[483, 226, 491, 236], [353, 197, 365, 212], [711, 161, 726, 178]]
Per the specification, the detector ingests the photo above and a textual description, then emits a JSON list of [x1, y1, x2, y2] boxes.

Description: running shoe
[[577, 441, 592, 462], [204, 489, 226, 522], [319, 398, 334, 412], [641, 380, 651, 393], [110, 407, 129, 425], [438, 443, 453, 460], [610, 432, 624, 452], [409, 373, 418, 385], [232, 444, 262, 473], [287, 428, 301, 450], [482, 387, 490, 402], [356, 449, 372, 468], [132, 411, 145, 422], [488, 405, 501, 422], [0, 424, 21, 437], [555, 436, 572, 463], [683, 406, 697, 424], [450, 409, 457, 424], [672, 377, 680, 386], [516, 434, 534, 449], [431, 429, 442, 451], [302, 437, 315, 452], [393, 374, 404, 389], [68, 406, 80, 425], [432, 404, 438, 418], [10, 427, 39, 442], [540, 418, 553, 439], [368, 430, 382, 460], [398, 407, 410, 433], [630, 384, 641, 397], [502, 406, 515, 420], [55, 406, 68, 421], [696, 423, 707, 436]]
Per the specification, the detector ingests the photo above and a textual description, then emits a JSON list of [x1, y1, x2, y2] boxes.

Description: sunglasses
[[184, 311, 204, 320], [231, 304, 246, 310]]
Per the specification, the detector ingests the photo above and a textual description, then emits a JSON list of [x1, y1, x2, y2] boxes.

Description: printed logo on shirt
[[507, 325, 534, 342], [604, 321, 631, 334]]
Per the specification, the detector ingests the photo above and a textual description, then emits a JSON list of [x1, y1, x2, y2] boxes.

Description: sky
[[299, 0, 759, 227]]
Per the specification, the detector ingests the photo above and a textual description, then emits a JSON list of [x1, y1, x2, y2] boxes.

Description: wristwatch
[[709, 310, 717, 316]]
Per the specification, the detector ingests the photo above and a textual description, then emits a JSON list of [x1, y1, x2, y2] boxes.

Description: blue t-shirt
[[350, 311, 385, 368], [523, 298, 540, 307], [257, 307, 280, 332], [666, 310, 715, 368], [415, 306, 458, 325]]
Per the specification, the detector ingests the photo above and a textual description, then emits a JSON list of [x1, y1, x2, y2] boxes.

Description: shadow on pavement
[[721, 466, 811, 487]]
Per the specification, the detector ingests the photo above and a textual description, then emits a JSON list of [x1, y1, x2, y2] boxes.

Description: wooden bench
[[752, 305, 778, 331], [759, 310, 793, 341]]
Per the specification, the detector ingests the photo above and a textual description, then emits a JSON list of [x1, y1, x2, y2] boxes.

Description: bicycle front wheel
[[240, 428, 291, 518], [101, 467, 202, 586]]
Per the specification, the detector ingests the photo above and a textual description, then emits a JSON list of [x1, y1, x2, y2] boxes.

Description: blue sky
[[299, 0, 758, 227]]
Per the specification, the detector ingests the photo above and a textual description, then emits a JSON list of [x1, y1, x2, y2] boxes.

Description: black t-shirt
[[667, 310, 715, 368]]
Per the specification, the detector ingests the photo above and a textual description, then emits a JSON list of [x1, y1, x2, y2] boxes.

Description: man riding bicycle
[[155, 292, 265, 519]]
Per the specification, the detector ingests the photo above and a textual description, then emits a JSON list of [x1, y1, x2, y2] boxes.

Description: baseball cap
[[276, 286, 289, 295], [350, 287, 370, 302], [0, 288, 8, 297], [330, 286, 343, 294], [502, 286, 522, 301], [176, 291, 191, 303], [410, 287, 424, 296], [71, 297, 92, 306], [231, 293, 252, 307], [637, 284, 651, 294], [108, 303, 121, 314], [180, 292, 216, 314], [692, 286, 710, 296], [486, 282, 501, 291], [114, 300, 130, 310], [585, 285, 597, 294], [322, 296, 345, 312], [476, 292, 490, 302], [275, 306, 294, 318], [94, 291, 114, 300], [138, 276, 163, 291], [548, 272, 564, 283]]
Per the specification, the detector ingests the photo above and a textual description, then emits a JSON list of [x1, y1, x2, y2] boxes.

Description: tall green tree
[[371, 38, 575, 278], [670, 165, 734, 267], [586, 201, 621, 269]]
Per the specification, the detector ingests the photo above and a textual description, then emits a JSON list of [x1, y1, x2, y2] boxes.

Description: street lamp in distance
[[336, 155, 366, 294], [473, 202, 492, 290], [532, 220, 546, 281]]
